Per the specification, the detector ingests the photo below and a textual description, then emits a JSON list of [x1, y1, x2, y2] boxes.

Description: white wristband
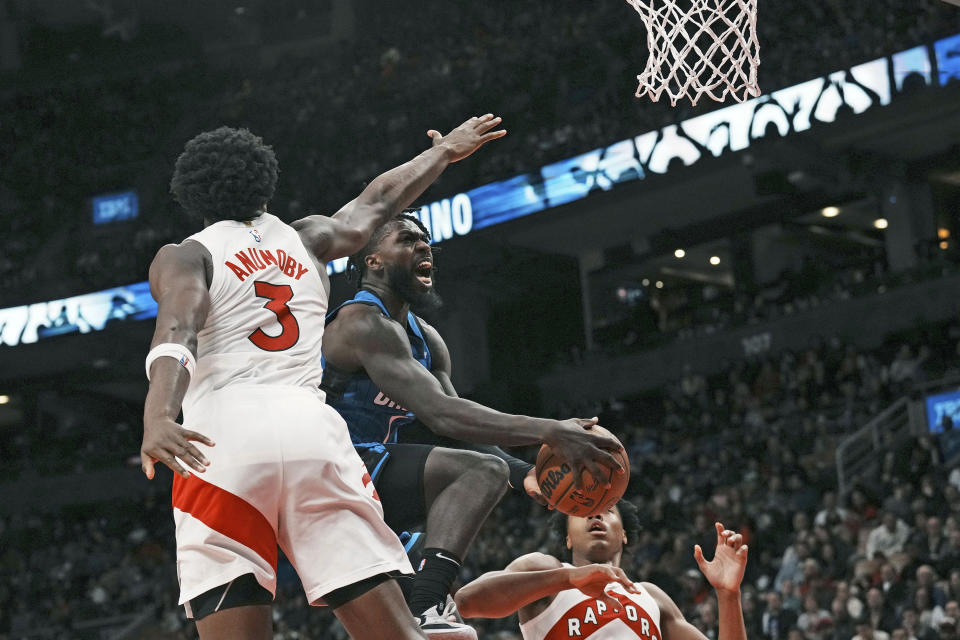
[[145, 343, 197, 381]]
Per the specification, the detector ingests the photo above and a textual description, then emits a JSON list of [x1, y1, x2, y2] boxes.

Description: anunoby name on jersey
[[224, 247, 310, 282]]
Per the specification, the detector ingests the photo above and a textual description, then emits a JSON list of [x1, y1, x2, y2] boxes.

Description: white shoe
[[417, 600, 477, 639]]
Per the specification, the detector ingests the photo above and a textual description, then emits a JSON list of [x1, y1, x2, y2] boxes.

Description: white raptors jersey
[[181, 212, 328, 414], [520, 568, 662, 640]]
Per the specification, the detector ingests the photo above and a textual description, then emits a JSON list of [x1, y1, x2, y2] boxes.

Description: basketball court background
[[1, 1, 959, 638]]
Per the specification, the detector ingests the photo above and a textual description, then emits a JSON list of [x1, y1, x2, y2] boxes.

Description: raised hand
[[568, 564, 640, 611], [694, 522, 748, 594], [140, 416, 214, 479], [427, 114, 507, 163], [545, 418, 625, 490]]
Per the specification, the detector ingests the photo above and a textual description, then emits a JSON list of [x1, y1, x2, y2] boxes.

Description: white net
[[625, 0, 760, 106]]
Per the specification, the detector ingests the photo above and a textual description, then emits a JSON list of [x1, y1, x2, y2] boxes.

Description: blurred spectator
[[797, 594, 832, 640], [885, 485, 915, 526], [949, 468, 960, 493], [933, 603, 960, 634], [697, 599, 719, 640], [856, 621, 892, 640], [902, 607, 939, 640], [778, 540, 812, 591], [889, 346, 920, 384], [914, 517, 948, 567], [764, 591, 800, 640], [917, 565, 949, 608], [865, 512, 912, 561], [949, 570, 960, 604], [937, 617, 958, 640], [916, 587, 946, 632], [865, 587, 899, 633], [783, 578, 804, 611], [850, 489, 880, 525], [831, 597, 858, 640], [880, 564, 909, 607], [816, 491, 849, 529]]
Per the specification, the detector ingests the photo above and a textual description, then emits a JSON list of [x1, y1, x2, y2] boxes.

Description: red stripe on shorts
[[172, 474, 278, 571]]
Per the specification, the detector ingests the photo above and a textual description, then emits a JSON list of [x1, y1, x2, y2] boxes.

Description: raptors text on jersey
[[521, 577, 662, 640]]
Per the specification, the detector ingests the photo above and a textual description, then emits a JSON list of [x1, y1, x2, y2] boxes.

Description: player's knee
[[428, 448, 508, 494], [474, 453, 509, 490]]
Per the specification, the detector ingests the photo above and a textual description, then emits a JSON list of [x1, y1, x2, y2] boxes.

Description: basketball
[[535, 426, 630, 517]]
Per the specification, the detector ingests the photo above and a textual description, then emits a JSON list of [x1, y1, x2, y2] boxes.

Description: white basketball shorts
[[171, 384, 412, 616]]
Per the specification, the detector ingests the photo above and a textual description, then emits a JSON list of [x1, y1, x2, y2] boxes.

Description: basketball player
[[139, 115, 505, 640], [320, 213, 627, 636], [454, 503, 749, 640]]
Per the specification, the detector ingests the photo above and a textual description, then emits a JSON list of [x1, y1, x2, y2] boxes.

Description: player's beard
[[385, 263, 443, 317]]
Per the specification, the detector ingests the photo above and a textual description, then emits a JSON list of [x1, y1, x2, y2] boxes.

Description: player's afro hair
[[346, 210, 432, 288], [549, 500, 641, 559], [170, 126, 279, 222]]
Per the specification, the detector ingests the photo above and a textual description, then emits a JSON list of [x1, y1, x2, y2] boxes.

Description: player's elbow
[[453, 585, 484, 619], [341, 200, 390, 242], [426, 411, 466, 440], [335, 225, 367, 256], [456, 580, 516, 619], [412, 399, 462, 439]]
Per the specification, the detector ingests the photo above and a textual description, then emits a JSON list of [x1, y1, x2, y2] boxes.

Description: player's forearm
[[144, 357, 193, 422], [456, 568, 572, 619], [344, 145, 453, 237], [427, 398, 558, 446], [715, 589, 748, 640], [144, 321, 200, 422]]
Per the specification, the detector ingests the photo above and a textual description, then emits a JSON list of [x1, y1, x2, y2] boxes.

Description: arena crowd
[[2, 318, 958, 639]]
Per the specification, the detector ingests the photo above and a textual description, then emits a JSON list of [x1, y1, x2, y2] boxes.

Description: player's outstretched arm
[[698, 523, 749, 640], [141, 242, 216, 480], [293, 114, 506, 263], [645, 522, 749, 640], [455, 553, 638, 622], [323, 305, 625, 486]]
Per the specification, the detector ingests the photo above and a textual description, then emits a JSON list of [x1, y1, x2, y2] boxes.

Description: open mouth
[[589, 521, 606, 535], [415, 260, 433, 285]]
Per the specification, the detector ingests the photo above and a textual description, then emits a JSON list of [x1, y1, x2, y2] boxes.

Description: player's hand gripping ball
[[535, 425, 630, 517]]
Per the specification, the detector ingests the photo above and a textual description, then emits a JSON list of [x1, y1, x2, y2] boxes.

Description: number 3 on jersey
[[248, 281, 300, 351]]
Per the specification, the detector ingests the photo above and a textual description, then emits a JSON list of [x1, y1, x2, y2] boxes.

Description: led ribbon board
[[326, 32, 960, 273], [0, 282, 156, 347]]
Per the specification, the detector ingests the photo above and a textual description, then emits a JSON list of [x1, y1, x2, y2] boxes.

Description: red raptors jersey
[[520, 569, 662, 640], [180, 213, 328, 415]]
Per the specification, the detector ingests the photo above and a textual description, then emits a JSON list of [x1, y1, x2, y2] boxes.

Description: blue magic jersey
[[321, 290, 432, 444]]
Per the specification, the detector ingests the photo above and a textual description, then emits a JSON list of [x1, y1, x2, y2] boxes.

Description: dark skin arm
[[292, 115, 506, 264], [322, 305, 624, 487], [418, 319, 546, 504], [454, 553, 637, 621], [140, 241, 216, 479]]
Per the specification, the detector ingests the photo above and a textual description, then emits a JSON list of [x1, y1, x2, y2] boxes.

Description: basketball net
[[625, 0, 761, 106]]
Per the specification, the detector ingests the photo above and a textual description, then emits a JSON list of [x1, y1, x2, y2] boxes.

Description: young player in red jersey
[[455, 501, 749, 640]]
